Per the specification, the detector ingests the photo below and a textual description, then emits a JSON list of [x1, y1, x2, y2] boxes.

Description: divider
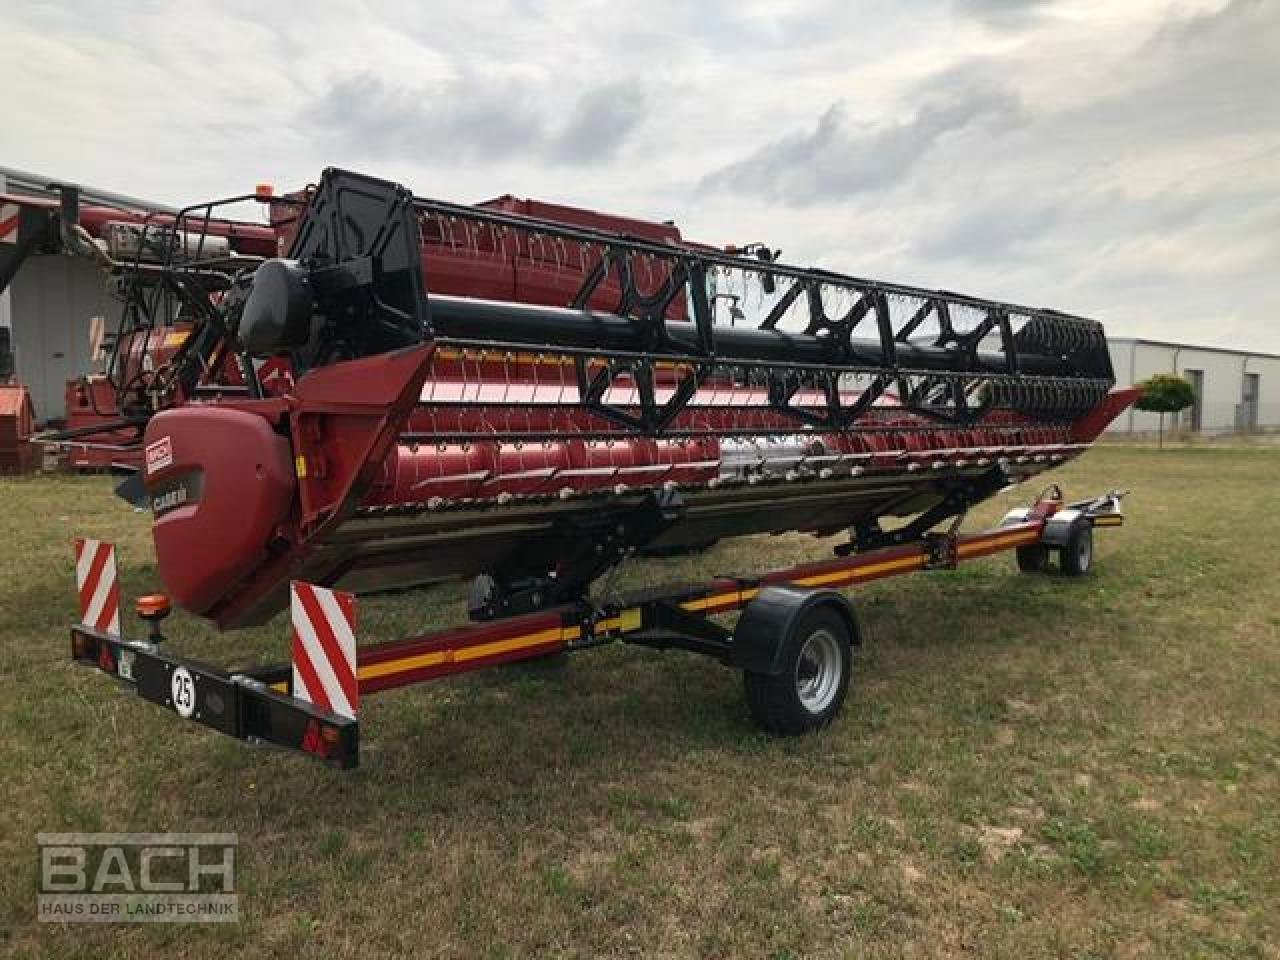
[[73, 538, 120, 635], [290, 581, 358, 720]]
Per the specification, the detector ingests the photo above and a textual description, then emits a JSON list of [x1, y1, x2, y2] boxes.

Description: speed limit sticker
[[170, 666, 196, 718]]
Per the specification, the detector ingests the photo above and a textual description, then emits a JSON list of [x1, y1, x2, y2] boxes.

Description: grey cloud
[[547, 82, 648, 165], [312, 72, 546, 161], [952, 0, 1056, 25], [1148, 0, 1273, 50], [914, 183, 1235, 268], [917, 196, 1065, 263], [915, 0, 1280, 270], [1135, 0, 1280, 133], [310, 72, 648, 167], [700, 84, 1025, 205]]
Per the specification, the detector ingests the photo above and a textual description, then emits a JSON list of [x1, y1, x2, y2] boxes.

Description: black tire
[[1016, 544, 1049, 573], [1059, 520, 1094, 577], [743, 607, 853, 736]]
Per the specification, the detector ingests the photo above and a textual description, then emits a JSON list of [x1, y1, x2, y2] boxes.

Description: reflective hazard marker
[[74, 538, 121, 635], [0, 203, 18, 245], [290, 582, 358, 719]]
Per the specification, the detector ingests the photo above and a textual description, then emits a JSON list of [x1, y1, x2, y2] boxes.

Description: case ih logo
[[0, 203, 19, 244], [145, 436, 174, 475]]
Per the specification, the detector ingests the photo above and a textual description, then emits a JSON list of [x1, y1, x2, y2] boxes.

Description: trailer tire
[[743, 606, 853, 736], [1015, 544, 1049, 573], [1059, 520, 1094, 577]]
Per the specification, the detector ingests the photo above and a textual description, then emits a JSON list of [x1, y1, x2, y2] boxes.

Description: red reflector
[[97, 642, 116, 674], [301, 719, 328, 758]]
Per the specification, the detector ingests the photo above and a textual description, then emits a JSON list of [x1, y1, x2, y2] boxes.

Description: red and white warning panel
[[0, 203, 19, 244], [74, 538, 121, 635], [290, 581, 359, 719]]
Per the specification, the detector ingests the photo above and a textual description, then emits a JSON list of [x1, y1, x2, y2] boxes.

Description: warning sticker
[[0, 203, 19, 245], [145, 436, 174, 475]]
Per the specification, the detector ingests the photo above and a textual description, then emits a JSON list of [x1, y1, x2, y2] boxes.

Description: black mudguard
[[729, 585, 861, 676]]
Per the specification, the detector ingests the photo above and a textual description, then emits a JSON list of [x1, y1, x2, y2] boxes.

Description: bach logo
[[38, 833, 238, 923]]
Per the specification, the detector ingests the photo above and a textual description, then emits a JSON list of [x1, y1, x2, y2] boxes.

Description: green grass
[[2, 446, 1278, 958]]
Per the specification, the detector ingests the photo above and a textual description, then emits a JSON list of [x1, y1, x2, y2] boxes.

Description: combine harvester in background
[[68, 169, 1137, 768], [0, 184, 277, 469], [0, 175, 752, 471]]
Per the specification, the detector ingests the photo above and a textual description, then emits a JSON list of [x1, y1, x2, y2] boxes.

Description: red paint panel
[[357, 610, 566, 667]]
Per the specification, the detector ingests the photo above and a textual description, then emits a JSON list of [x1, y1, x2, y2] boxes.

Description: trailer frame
[[69, 486, 1125, 770]]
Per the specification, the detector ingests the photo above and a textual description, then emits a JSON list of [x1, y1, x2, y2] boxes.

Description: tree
[[1135, 373, 1196, 449]]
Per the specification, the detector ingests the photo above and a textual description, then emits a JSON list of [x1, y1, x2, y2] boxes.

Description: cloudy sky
[[3, 0, 1277, 349]]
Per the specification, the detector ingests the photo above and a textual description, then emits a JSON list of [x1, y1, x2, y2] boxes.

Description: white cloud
[[0, 0, 1275, 350]]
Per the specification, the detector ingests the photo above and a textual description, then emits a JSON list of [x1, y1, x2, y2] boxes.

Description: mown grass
[[1, 446, 1277, 958]]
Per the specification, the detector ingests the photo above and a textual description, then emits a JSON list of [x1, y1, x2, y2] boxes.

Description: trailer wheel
[[743, 606, 853, 736], [1059, 520, 1094, 577], [1015, 544, 1049, 573]]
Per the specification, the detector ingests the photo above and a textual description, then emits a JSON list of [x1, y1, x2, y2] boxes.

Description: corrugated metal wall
[[1106, 339, 1280, 433], [1, 165, 160, 425], [9, 254, 121, 423]]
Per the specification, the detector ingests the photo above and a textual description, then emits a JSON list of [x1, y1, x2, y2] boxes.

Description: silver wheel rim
[[1077, 530, 1092, 570], [795, 628, 842, 714]]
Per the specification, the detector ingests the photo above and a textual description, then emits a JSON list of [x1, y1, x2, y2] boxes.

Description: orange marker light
[[136, 594, 171, 618], [255, 183, 275, 200]]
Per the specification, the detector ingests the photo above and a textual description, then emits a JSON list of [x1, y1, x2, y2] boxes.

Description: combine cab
[[65, 169, 1138, 767]]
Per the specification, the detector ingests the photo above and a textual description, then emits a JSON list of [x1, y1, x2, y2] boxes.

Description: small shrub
[[1134, 374, 1195, 448]]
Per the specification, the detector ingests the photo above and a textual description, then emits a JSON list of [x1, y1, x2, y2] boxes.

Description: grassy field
[[2, 446, 1278, 958]]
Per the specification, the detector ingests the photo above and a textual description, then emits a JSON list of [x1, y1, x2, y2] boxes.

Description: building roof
[[0, 164, 174, 215], [1108, 337, 1280, 361]]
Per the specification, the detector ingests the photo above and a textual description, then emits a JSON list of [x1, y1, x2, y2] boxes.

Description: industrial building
[[0, 165, 167, 423], [1106, 338, 1280, 435]]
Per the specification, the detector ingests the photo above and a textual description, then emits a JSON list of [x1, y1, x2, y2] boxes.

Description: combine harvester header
[[65, 169, 1138, 767]]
